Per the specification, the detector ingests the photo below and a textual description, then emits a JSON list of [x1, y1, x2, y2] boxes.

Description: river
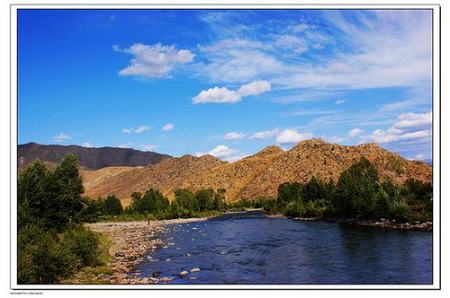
[[134, 211, 432, 284]]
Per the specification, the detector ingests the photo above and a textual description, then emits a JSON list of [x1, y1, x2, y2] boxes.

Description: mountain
[[80, 139, 432, 206], [18, 142, 171, 170]]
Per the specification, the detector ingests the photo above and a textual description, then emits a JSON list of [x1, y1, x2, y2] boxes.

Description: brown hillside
[[82, 154, 225, 206], [82, 139, 432, 205]]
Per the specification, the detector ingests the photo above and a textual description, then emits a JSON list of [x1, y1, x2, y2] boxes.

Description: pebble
[[190, 267, 201, 273], [178, 271, 189, 278]]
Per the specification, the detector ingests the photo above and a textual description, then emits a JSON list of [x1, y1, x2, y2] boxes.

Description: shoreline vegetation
[[18, 154, 432, 284]]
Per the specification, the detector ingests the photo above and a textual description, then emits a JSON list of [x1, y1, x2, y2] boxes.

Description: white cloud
[[118, 142, 134, 149], [393, 112, 431, 129], [122, 125, 151, 134], [134, 125, 151, 134], [224, 154, 249, 162], [224, 131, 246, 140], [237, 80, 271, 97], [370, 111, 432, 144], [162, 123, 174, 131], [348, 128, 364, 139], [53, 132, 71, 143], [291, 23, 309, 33], [249, 129, 279, 140], [414, 153, 425, 161], [326, 136, 346, 144], [192, 80, 271, 104], [140, 144, 157, 152], [81, 142, 93, 148], [196, 144, 247, 162], [276, 129, 313, 144], [193, 87, 241, 104], [208, 145, 235, 158], [114, 43, 194, 78], [335, 99, 346, 105]]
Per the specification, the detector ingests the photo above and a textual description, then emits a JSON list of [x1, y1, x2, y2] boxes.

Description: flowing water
[[134, 211, 432, 284]]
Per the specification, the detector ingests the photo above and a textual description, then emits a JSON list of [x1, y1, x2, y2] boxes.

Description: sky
[[18, 9, 433, 162]]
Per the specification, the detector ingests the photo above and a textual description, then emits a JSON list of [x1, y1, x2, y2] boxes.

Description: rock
[[190, 267, 200, 273], [160, 277, 173, 283], [115, 251, 125, 257], [152, 271, 161, 278], [178, 271, 189, 278]]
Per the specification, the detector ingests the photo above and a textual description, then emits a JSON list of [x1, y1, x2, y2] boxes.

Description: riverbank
[[341, 218, 433, 232], [267, 213, 432, 231], [66, 217, 210, 284]]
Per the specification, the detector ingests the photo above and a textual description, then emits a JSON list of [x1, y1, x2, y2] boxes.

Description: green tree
[[102, 195, 123, 215], [131, 188, 169, 214], [213, 188, 226, 210], [303, 176, 326, 201], [334, 158, 380, 218], [173, 189, 198, 211], [277, 182, 303, 205], [196, 189, 215, 211]]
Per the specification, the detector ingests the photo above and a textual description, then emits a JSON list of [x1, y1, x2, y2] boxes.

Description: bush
[[389, 199, 411, 222], [60, 226, 101, 268], [284, 201, 305, 218], [17, 155, 103, 284], [18, 224, 77, 284]]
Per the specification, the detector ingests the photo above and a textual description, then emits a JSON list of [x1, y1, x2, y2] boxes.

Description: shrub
[[284, 201, 305, 218], [18, 224, 77, 284], [60, 226, 101, 268], [389, 199, 411, 222]]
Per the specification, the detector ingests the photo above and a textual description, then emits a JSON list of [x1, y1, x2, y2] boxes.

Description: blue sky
[[18, 9, 432, 161]]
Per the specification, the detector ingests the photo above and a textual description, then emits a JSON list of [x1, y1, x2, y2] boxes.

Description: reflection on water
[[135, 211, 432, 284]]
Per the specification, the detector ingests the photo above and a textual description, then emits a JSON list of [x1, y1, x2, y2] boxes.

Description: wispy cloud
[[248, 129, 279, 140], [140, 144, 157, 152], [162, 123, 174, 131], [224, 131, 246, 140], [81, 142, 93, 148], [122, 125, 151, 134], [53, 132, 71, 143]]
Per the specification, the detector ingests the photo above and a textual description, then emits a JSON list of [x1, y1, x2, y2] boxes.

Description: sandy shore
[[84, 217, 210, 285]]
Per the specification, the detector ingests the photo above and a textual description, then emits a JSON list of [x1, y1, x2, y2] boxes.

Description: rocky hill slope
[[80, 139, 432, 206], [18, 142, 171, 170]]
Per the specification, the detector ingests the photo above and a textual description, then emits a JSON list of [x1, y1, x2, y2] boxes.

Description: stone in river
[[190, 267, 200, 273], [178, 271, 189, 278], [160, 277, 173, 283]]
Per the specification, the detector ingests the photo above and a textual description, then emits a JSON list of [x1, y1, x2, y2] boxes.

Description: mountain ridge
[[77, 139, 431, 206], [18, 142, 171, 170]]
